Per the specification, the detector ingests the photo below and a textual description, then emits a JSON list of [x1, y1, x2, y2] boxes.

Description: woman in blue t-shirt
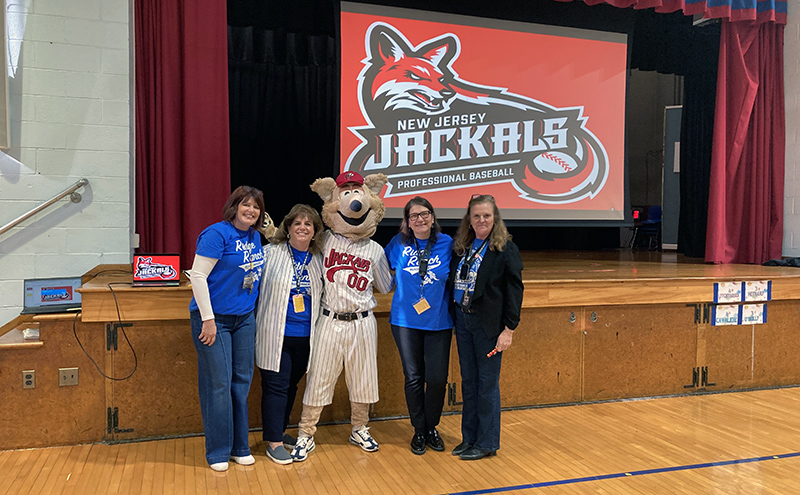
[[188, 185, 265, 472], [384, 196, 453, 455], [254, 204, 324, 465]]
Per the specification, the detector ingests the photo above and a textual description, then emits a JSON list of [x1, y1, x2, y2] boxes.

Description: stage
[[3, 251, 800, 450]]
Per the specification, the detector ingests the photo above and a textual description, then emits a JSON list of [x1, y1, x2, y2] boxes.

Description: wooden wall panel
[[583, 304, 697, 401], [702, 323, 754, 390], [0, 319, 106, 450], [752, 301, 800, 387], [498, 307, 582, 407], [108, 321, 204, 440]]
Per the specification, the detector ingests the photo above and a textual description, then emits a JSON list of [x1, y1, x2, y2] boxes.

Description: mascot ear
[[310, 177, 337, 203], [363, 173, 388, 196]]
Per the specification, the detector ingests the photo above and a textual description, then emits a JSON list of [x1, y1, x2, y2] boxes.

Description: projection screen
[[340, 2, 628, 221]]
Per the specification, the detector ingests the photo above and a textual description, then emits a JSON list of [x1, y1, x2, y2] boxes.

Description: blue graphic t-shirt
[[189, 221, 264, 316], [284, 245, 312, 337], [453, 238, 489, 308], [385, 233, 453, 331]]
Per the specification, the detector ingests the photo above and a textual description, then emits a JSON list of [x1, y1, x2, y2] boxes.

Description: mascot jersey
[[189, 221, 264, 315], [384, 233, 453, 331], [321, 230, 392, 312]]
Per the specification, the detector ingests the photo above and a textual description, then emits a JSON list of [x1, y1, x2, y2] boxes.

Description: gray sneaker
[[266, 444, 293, 465]]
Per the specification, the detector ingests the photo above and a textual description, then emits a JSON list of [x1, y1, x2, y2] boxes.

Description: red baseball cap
[[335, 171, 364, 187]]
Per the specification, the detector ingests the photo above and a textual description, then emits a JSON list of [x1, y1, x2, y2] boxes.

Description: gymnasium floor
[[3, 386, 799, 494]]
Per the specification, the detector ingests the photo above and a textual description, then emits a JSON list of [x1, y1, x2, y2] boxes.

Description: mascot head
[[311, 171, 387, 241]]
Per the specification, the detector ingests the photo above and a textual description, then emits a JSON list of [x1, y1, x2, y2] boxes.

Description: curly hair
[[452, 195, 512, 256], [269, 204, 325, 254]]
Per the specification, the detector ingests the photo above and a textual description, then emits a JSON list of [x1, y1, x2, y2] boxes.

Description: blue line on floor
[[447, 451, 800, 494]]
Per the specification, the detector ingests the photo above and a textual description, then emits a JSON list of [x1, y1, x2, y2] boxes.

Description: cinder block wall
[[0, 0, 132, 325]]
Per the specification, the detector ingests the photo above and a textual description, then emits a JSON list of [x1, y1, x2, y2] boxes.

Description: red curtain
[[705, 20, 785, 264], [553, 0, 787, 24], [134, 0, 231, 267]]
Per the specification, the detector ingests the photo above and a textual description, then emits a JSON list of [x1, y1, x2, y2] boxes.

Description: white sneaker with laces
[[291, 436, 316, 462], [349, 426, 379, 452]]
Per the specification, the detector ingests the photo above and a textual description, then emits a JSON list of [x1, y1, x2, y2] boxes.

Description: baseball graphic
[[533, 151, 578, 175]]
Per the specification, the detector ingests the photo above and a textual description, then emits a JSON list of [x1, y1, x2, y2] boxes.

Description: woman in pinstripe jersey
[[254, 204, 325, 465]]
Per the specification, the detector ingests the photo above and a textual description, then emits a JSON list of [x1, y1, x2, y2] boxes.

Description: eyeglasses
[[471, 194, 494, 200], [408, 210, 432, 221]]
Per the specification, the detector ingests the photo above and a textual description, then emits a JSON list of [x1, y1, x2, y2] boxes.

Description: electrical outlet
[[59, 367, 78, 386], [23, 370, 35, 389]]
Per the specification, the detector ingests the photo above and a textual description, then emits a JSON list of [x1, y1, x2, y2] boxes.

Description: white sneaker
[[291, 436, 315, 462], [230, 454, 255, 465], [349, 426, 379, 452], [210, 461, 229, 472]]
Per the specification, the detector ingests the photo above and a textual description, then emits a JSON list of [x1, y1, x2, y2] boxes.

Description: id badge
[[292, 294, 305, 313], [413, 297, 430, 315], [242, 272, 255, 293]]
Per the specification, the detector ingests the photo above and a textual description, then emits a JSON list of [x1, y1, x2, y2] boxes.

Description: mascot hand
[[257, 211, 277, 238]]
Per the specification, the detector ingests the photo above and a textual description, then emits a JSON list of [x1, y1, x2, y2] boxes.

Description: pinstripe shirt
[[321, 231, 393, 313], [255, 242, 324, 372]]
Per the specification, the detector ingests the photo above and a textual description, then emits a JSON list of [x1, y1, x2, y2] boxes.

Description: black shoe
[[282, 433, 297, 447], [459, 447, 496, 461], [452, 441, 472, 456], [426, 428, 445, 452], [410, 433, 427, 455]]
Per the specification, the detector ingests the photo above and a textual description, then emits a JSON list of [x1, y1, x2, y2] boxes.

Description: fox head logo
[[346, 22, 610, 205], [365, 25, 457, 115]]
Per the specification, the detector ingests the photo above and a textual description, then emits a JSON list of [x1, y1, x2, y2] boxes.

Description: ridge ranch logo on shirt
[[343, 23, 610, 204], [401, 245, 442, 285], [236, 239, 265, 279]]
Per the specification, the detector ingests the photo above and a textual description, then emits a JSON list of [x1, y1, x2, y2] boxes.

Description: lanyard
[[413, 237, 434, 295], [288, 243, 310, 292], [413, 237, 434, 279], [459, 237, 489, 280]]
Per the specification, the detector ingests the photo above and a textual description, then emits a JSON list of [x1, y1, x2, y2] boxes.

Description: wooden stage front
[[3, 251, 800, 450]]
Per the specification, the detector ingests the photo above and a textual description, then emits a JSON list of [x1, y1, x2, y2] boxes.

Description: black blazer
[[448, 240, 524, 340]]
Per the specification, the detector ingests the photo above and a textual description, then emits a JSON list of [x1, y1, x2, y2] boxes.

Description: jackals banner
[[340, 3, 628, 221]]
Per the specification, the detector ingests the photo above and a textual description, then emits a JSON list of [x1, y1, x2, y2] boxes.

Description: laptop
[[132, 253, 181, 287], [21, 277, 83, 314]]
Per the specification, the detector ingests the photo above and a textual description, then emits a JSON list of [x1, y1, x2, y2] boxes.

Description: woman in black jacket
[[448, 194, 524, 460]]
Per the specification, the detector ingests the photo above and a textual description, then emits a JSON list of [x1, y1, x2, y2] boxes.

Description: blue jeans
[[454, 308, 502, 452], [191, 310, 255, 465]]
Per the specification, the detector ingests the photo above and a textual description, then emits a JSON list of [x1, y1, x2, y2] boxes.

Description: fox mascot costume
[[290, 171, 393, 462]]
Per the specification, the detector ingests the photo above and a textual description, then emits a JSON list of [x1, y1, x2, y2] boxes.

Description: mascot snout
[[311, 171, 388, 242]]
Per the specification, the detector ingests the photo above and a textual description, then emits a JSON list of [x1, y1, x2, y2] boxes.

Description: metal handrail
[[0, 178, 89, 236]]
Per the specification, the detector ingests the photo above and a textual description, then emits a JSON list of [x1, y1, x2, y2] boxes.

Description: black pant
[[391, 325, 452, 433], [259, 336, 310, 442]]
